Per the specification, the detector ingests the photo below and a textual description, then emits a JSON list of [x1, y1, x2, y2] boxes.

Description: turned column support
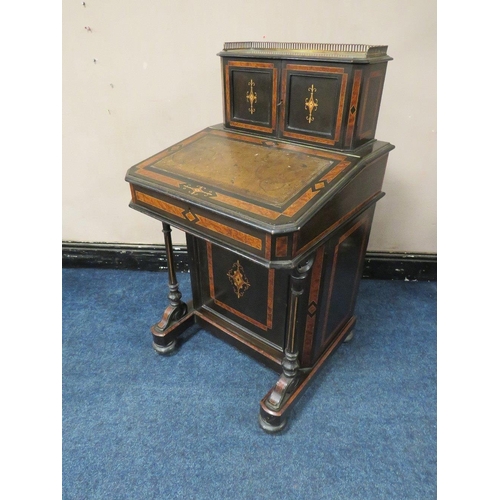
[[259, 256, 315, 432], [151, 223, 188, 354]]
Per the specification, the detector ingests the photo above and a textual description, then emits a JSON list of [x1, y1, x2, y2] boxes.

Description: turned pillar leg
[[259, 257, 314, 433], [151, 223, 188, 354]]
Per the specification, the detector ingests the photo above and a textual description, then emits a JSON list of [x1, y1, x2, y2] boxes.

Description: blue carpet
[[62, 268, 436, 499]]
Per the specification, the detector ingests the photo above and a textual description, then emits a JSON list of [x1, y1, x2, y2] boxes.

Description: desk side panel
[[299, 206, 376, 367], [292, 152, 389, 258]]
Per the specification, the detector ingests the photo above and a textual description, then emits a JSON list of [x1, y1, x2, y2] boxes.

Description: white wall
[[62, 0, 436, 253]]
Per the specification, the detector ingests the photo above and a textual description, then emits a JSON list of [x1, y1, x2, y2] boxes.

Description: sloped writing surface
[[152, 132, 333, 207]]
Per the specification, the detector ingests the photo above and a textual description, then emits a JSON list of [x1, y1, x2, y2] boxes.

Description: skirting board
[[62, 242, 436, 281]]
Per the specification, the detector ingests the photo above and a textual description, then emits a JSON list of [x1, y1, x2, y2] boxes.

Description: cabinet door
[[223, 60, 279, 135], [279, 63, 350, 148], [197, 241, 288, 351]]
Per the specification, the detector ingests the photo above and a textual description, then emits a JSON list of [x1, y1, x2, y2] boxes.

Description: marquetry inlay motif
[[227, 260, 251, 298], [129, 129, 355, 227], [133, 190, 263, 251], [151, 133, 336, 206], [224, 60, 278, 134], [302, 245, 325, 365], [281, 64, 348, 146], [345, 70, 362, 147], [206, 243, 275, 330], [180, 183, 216, 198], [305, 85, 319, 124], [275, 236, 289, 258], [246, 79, 257, 114]]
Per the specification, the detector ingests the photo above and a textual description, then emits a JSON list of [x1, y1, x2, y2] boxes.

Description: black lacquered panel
[[311, 211, 372, 364], [201, 242, 288, 350], [232, 70, 272, 125], [280, 64, 349, 148], [286, 74, 339, 136], [224, 60, 279, 134]]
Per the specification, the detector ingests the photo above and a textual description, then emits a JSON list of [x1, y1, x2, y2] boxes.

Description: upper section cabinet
[[219, 42, 392, 151], [222, 59, 280, 135]]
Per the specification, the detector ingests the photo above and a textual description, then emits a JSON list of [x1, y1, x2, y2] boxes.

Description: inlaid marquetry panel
[[154, 134, 332, 207], [301, 244, 326, 366], [203, 242, 288, 350], [131, 188, 267, 257], [127, 127, 355, 229], [280, 64, 349, 147], [224, 60, 279, 134], [345, 69, 362, 148]]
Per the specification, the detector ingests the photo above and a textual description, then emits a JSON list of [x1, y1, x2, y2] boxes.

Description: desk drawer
[[130, 185, 270, 260]]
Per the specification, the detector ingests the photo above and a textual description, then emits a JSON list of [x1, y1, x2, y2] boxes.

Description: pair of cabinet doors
[[222, 58, 387, 151]]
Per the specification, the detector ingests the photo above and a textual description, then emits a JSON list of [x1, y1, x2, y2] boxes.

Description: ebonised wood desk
[[125, 42, 394, 432]]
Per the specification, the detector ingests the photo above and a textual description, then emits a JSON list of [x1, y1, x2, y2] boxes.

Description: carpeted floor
[[62, 268, 436, 499]]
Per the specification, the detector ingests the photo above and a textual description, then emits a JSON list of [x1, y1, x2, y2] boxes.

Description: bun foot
[[153, 339, 178, 355], [343, 330, 354, 343], [258, 413, 287, 434]]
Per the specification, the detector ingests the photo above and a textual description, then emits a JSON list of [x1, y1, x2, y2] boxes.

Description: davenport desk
[[125, 42, 394, 432]]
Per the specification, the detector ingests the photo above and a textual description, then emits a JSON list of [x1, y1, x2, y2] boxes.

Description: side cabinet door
[[198, 241, 288, 351], [279, 62, 351, 148], [223, 59, 279, 135]]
